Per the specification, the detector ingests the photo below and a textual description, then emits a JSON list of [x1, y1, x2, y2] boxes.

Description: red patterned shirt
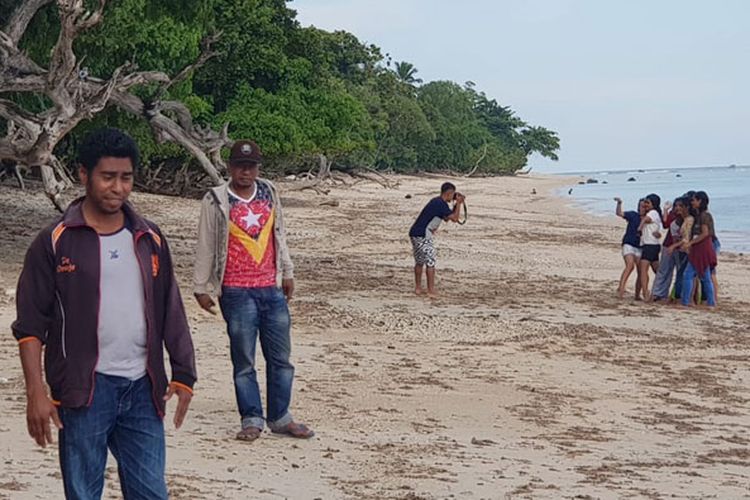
[[223, 184, 277, 288]]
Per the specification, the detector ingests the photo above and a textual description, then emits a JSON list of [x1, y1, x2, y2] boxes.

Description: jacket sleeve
[[11, 229, 56, 344], [271, 183, 294, 279], [159, 231, 197, 389], [193, 192, 216, 295]]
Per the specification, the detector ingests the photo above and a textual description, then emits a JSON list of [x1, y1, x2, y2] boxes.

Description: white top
[[96, 228, 148, 380], [641, 209, 663, 246], [425, 216, 443, 237]]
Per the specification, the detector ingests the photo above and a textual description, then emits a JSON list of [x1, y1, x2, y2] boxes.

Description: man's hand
[[194, 293, 217, 315], [455, 193, 465, 204], [164, 383, 192, 429], [282, 278, 295, 301], [26, 389, 62, 447]]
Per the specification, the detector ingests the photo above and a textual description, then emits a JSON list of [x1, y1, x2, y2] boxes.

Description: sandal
[[271, 422, 315, 439], [235, 426, 262, 442]]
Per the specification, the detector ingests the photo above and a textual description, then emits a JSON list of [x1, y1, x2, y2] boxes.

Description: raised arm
[[614, 197, 624, 218], [445, 194, 465, 222]]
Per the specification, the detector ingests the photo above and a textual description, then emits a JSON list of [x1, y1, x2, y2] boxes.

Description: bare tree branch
[[1, 1, 229, 208], [153, 32, 221, 101], [4, 0, 54, 45], [465, 142, 488, 178]]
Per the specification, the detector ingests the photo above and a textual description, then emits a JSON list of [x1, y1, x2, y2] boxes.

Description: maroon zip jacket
[[11, 198, 196, 416]]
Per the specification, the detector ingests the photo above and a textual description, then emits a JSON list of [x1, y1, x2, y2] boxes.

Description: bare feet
[[415, 288, 425, 295], [271, 421, 315, 439], [617, 289, 625, 299]]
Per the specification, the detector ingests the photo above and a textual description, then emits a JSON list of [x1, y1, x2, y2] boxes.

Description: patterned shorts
[[410, 236, 437, 267]]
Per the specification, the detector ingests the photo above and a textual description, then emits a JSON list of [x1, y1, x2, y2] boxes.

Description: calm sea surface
[[557, 166, 750, 253]]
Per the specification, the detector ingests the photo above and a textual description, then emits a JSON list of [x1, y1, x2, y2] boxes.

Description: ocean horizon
[[555, 165, 750, 253]]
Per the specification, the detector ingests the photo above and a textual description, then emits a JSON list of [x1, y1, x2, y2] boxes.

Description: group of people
[[616, 190, 719, 307], [12, 128, 312, 499]]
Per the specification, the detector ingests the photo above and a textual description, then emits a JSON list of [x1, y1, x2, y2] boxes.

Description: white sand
[[1, 174, 749, 499]]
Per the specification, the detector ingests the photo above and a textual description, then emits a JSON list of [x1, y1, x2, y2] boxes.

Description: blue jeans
[[59, 373, 167, 500], [219, 286, 294, 431], [672, 252, 688, 299], [651, 247, 677, 299], [681, 262, 716, 306]]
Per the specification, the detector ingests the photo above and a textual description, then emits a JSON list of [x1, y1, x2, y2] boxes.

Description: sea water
[[558, 166, 750, 253]]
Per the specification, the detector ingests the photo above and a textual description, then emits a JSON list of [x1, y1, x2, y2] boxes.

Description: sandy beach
[[1, 174, 749, 499]]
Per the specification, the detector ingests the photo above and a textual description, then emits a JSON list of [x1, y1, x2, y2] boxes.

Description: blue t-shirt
[[622, 211, 641, 247], [409, 197, 452, 237]]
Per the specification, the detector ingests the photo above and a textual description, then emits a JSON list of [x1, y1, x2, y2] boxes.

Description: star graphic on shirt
[[241, 209, 262, 229]]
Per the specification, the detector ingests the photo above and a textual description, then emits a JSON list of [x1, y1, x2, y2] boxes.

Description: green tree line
[[2, 0, 560, 176]]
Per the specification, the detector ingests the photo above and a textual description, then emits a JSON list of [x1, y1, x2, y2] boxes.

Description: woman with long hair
[[615, 197, 645, 299], [663, 197, 692, 301], [637, 193, 663, 301], [650, 196, 682, 302], [681, 191, 717, 307]]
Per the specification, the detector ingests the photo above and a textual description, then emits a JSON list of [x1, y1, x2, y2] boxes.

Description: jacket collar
[[62, 197, 151, 233]]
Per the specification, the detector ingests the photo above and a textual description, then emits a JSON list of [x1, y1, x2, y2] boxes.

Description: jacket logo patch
[[151, 254, 160, 277], [57, 256, 76, 273]]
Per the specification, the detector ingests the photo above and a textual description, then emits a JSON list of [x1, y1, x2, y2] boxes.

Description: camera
[[453, 192, 464, 201]]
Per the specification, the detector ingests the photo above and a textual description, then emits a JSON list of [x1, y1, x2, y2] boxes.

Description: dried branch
[[1, 1, 229, 208], [153, 32, 221, 101], [4, 0, 55, 45], [465, 142, 488, 178]]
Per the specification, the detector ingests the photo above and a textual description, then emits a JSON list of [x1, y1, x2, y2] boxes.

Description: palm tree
[[394, 61, 423, 85]]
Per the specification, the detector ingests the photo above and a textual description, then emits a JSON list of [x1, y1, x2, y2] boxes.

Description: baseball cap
[[229, 140, 262, 165]]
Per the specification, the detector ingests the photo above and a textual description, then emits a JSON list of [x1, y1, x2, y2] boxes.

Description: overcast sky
[[292, 0, 749, 173]]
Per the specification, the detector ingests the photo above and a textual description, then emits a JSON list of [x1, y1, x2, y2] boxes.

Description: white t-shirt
[[640, 209, 662, 246], [425, 216, 443, 238], [96, 227, 148, 379]]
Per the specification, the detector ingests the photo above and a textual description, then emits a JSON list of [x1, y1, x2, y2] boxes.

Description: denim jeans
[[219, 286, 294, 431], [672, 251, 688, 299], [59, 373, 167, 500], [681, 261, 716, 306], [651, 247, 677, 299]]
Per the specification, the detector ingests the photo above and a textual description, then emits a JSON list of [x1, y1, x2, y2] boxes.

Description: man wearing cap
[[193, 140, 313, 441]]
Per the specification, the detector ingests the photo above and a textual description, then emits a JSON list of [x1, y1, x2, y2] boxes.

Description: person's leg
[[681, 262, 698, 306], [650, 249, 675, 300], [639, 259, 652, 301], [258, 287, 296, 431], [425, 266, 437, 295], [59, 374, 119, 500], [711, 238, 720, 304], [634, 258, 643, 299], [672, 252, 686, 300], [219, 288, 264, 432], [424, 239, 438, 295], [107, 376, 167, 500], [411, 237, 425, 294], [413, 264, 424, 294], [618, 255, 635, 298], [699, 268, 716, 307], [711, 269, 719, 306]]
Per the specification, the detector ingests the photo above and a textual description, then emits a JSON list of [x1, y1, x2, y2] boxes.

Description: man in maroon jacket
[[12, 128, 196, 499]]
